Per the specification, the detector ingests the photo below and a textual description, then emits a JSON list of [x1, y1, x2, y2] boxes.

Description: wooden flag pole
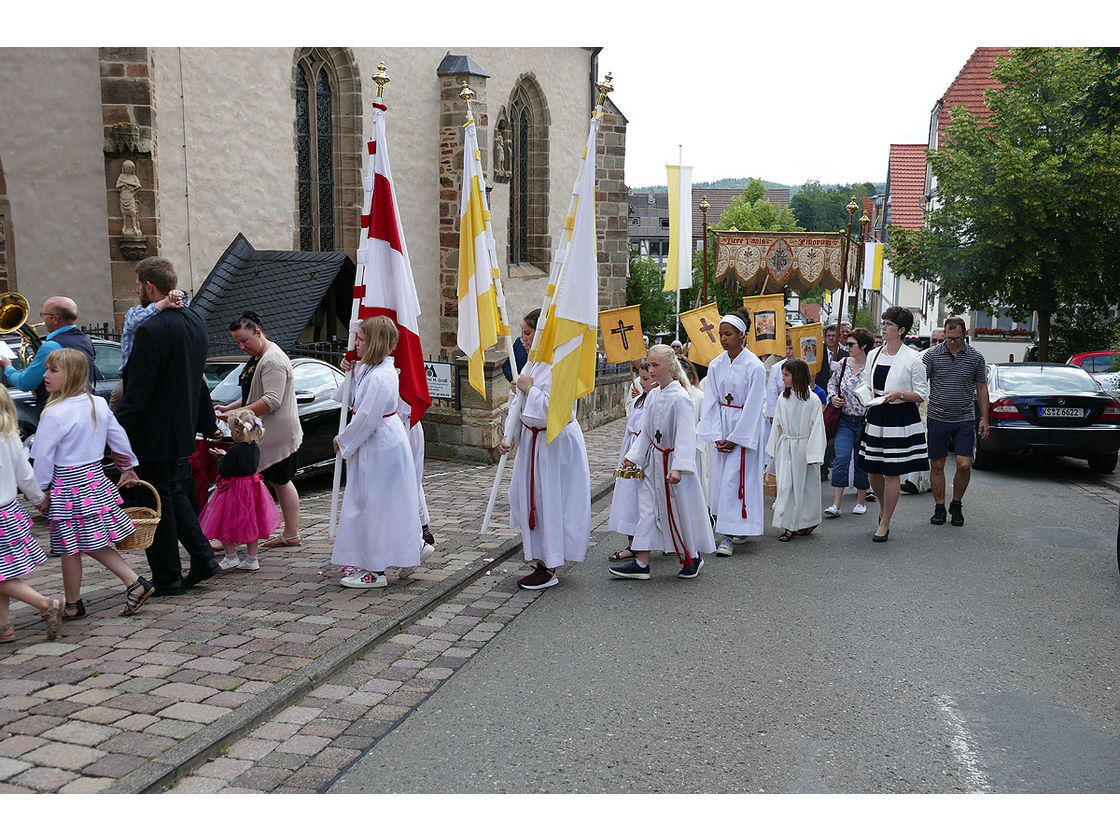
[[480, 73, 612, 534], [329, 62, 392, 539]]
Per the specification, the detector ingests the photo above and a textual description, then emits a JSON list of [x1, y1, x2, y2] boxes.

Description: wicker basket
[[116, 480, 161, 551], [763, 464, 778, 498]]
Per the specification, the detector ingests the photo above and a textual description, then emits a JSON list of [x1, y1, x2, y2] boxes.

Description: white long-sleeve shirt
[[0, 434, 45, 507], [30, 394, 138, 489]]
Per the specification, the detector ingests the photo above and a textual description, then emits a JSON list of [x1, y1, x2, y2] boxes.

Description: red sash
[[652, 442, 691, 566], [521, 421, 546, 529]]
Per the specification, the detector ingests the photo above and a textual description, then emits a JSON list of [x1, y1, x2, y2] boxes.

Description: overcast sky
[[11, 0, 1105, 194]]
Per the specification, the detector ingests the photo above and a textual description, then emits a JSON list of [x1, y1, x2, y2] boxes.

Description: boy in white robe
[[610, 345, 715, 580], [766, 358, 827, 540], [698, 311, 767, 556]]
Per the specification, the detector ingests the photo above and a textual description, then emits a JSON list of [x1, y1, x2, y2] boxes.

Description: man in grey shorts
[[923, 317, 989, 526]]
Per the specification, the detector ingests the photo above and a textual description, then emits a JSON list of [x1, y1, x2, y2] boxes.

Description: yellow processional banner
[[679, 302, 723, 367], [599, 305, 645, 364], [789, 323, 824, 377], [742, 294, 785, 358]]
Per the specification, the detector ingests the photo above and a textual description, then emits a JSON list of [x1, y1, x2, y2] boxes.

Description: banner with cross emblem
[[679, 301, 722, 367], [598, 304, 645, 364]]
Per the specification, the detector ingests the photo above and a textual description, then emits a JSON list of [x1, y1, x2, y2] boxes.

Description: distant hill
[[633, 179, 886, 196]]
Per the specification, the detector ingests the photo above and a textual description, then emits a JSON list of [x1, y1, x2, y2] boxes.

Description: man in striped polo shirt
[[923, 317, 990, 526]]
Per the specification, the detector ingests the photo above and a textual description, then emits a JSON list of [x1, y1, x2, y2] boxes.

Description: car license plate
[[1039, 407, 1084, 418]]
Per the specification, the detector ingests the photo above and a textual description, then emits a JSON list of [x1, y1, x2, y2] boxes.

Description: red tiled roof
[[936, 47, 1011, 148], [887, 144, 928, 232]]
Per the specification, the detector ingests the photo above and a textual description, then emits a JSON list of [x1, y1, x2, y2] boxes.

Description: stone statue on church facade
[[116, 160, 142, 238]]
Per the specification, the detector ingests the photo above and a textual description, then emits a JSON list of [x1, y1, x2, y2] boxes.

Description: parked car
[[1067, 350, 1120, 400], [4, 336, 123, 442], [207, 355, 346, 477], [975, 362, 1120, 473]]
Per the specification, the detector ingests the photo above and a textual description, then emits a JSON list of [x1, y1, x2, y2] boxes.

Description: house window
[[296, 49, 338, 251], [660, 218, 670, 229]]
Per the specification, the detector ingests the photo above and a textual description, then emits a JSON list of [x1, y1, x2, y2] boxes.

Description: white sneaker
[[237, 557, 260, 571], [420, 542, 436, 562], [715, 537, 733, 556], [852, 503, 868, 515], [341, 570, 387, 589], [218, 555, 241, 571], [823, 505, 841, 518]]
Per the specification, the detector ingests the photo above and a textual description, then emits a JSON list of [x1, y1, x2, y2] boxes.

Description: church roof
[[886, 144, 928, 232], [191, 233, 356, 358], [436, 53, 490, 78]]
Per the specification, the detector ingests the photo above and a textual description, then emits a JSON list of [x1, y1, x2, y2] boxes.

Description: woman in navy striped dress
[[857, 307, 929, 543]]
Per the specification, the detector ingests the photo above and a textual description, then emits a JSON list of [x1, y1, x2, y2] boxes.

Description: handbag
[[823, 358, 847, 439]]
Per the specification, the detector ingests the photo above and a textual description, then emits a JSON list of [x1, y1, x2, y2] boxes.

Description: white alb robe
[[607, 388, 652, 536], [505, 363, 591, 569], [699, 349, 767, 536], [626, 381, 716, 558], [766, 391, 827, 531], [687, 383, 712, 509], [331, 360, 422, 572], [398, 399, 430, 527]]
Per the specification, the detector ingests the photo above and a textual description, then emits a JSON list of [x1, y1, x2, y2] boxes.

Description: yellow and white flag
[[531, 108, 602, 442], [456, 115, 504, 397], [663, 164, 693, 292], [863, 242, 884, 292]]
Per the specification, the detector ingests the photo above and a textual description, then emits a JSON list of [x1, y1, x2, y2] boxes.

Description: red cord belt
[[522, 421, 545, 529], [651, 442, 691, 566]]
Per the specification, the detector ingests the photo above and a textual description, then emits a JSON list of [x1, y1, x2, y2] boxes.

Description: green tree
[[888, 48, 1120, 361], [627, 245, 675, 334], [790, 181, 877, 232]]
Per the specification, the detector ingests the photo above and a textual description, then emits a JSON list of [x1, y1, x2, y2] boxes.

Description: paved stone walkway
[[0, 417, 627, 793]]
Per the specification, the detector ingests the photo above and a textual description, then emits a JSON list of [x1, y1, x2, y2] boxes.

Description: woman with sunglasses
[[824, 328, 873, 518], [856, 307, 929, 542]]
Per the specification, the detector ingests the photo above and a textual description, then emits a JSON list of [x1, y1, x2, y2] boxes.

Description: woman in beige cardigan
[[216, 312, 304, 550]]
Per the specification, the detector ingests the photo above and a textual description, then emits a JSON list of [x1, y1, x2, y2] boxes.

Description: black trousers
[[135, 457, 214, 587]]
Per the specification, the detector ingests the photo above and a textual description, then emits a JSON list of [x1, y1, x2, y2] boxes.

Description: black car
[[975, 362, 1120, 473], [5, 337, 123, 442], [207, 356, 345, 477]]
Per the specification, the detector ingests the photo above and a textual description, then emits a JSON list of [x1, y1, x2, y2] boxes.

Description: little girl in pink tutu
[[199, 409, 281, 572]]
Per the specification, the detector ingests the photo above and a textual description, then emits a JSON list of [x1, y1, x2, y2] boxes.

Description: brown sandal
[[0, 623, 15, 644], [119, 577, 154, 617], [261, 533, 302, 548], [778, 530, 796, 542]]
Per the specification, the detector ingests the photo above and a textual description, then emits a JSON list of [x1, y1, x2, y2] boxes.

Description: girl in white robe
[[698, 311, 767, 555], [499, 309, 591, 590], [331, 317, 421, 588], [610, 345, 714, 580], [607, 361, 655, 558], [679, 358, 711, 510], [767, 358, 827, 540]]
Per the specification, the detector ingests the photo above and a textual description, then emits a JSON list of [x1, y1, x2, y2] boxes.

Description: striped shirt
[[923, 342, 986, 422]]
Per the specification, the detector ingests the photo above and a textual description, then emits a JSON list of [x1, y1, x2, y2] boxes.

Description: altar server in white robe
[[331, 316, 421, 589], [398, 398, 435, 560], [762, 336, 794, 471], [499, 309, 591, 591], [679, 358, 711, 509], [766, 358, 827, 541], [699, 311, 767, 556], [607, 360, 655, 561], [609, 344, 714, 580]]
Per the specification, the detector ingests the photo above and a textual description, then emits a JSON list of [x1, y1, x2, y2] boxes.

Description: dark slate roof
[[190, 233, 356, 357], [436, 53, 490, 78]]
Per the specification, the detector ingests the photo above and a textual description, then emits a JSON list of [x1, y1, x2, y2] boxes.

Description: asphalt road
[[329, 460, 1120, 793]]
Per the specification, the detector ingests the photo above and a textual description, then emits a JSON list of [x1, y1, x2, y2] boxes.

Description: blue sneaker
[[677, 557, 704, 579], [609, 559, 651, 580]]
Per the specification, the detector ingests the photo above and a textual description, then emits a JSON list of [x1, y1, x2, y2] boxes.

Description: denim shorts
[[926, 417, 975, 461]]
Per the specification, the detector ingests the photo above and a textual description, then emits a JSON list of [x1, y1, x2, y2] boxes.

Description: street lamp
[[699, 195, 710, 305]]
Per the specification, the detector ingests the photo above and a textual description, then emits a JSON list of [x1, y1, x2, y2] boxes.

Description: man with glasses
[[0, 296, 95, 415], [923, 317, 989, 526], [929, 327, 945, 348]]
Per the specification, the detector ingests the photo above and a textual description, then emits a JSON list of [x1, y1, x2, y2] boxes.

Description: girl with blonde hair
[[32, 349, 153, 618], [330, 316, 422, 588], [0, 386, 64, 642]]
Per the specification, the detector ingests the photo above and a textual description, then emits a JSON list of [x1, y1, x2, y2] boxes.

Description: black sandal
[[796, 525, 818, 536], [608, 547, 637, 562], [63, 599, 86, 621], [778, 530, 796, 542], [119, 577, 154, 617]]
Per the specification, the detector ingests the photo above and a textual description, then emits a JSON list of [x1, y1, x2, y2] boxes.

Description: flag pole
[[329, 62, 392, 539], [480, 72, 613, 534]]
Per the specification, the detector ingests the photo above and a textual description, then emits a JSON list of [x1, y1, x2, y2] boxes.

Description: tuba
[[0, 292, 44, 368]]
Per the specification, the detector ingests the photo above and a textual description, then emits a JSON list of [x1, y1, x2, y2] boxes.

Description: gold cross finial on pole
[[459, 81, 475, 104], [373, 62, 390, 98], [597, 72, 614, 106]]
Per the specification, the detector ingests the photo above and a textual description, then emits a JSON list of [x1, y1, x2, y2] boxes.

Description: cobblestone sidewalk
[[0, 417, 627, 793]]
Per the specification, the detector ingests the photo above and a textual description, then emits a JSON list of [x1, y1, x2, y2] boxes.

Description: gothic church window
[[505, 75, 550, 272]]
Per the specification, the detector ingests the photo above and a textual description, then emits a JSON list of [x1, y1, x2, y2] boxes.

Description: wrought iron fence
[[81, 322, 122, 342]]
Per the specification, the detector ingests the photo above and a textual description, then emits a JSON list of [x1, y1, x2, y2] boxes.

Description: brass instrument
[[0, 292, 44, 368]]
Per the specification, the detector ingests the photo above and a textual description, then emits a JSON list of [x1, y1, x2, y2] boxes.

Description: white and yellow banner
[[863, 242, 884, 291], [662, 164, 693, 292], [456, 116, 503, 397]]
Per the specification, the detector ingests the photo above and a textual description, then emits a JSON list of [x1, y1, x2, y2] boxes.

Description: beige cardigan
[[248, 342, 303, 470]]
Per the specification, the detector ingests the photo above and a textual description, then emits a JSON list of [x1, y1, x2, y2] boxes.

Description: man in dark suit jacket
[[116, 257, 221, 596], [815, 322, 849, 479]]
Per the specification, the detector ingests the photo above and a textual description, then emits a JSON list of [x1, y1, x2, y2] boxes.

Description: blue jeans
[[831, 414, 869, 490]]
